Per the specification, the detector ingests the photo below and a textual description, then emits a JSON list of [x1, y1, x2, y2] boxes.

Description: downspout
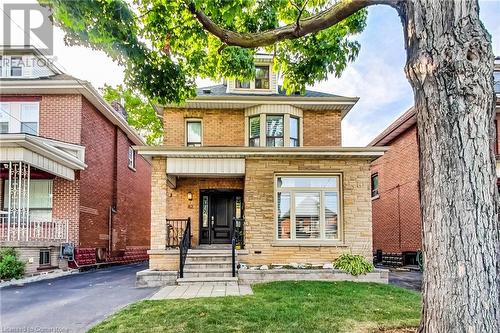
[[108, 126, 118, 254]]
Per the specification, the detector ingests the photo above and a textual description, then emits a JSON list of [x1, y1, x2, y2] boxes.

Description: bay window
[[290, 116, 299, 147], [266, 115, 284, 147], [249, 116, 260, 147], [276, 175, 340, 241]]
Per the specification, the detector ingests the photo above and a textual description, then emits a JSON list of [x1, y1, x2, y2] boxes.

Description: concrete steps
[[178, 247, 236, 284]]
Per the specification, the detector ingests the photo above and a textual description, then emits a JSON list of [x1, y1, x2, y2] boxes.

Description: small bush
[[0, 248, 26, 280], [333, 254, 374, 276]]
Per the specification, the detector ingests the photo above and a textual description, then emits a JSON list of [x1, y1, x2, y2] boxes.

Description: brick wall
[[163, 108, 245, 146], [114, 131, 151, 248], [241, 158, 373, 265], [303, 110, 342, 146], [79, 97, 115, 248], [52, 176, 80, 244], [166, 177, 244, 246], [39, 94, 82, 144], [79, 97, 151, 251], [371, 125, 421, 255]]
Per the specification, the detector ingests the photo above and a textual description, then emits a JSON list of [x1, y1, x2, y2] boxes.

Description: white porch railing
[[0, 214, 69, 242]]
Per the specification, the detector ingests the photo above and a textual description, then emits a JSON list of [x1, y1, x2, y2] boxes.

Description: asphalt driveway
[[389, 270, 422, 292], [0, 262, 158, 333]]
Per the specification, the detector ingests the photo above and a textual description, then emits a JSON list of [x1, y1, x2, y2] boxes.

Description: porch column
[[148, 157, 179, 271], [150, 157, 167, 250]]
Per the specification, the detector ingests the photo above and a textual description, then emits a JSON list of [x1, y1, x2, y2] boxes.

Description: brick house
[[135, 54, 386, 285], [0, 47, 151, 275], [369, 60, 500, 266]]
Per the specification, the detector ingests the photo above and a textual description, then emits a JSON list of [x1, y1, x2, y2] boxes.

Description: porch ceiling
[[0, 134, 86, 180], [166, 158, 245, 177]]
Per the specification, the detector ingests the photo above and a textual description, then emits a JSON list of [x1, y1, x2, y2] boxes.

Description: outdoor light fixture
[[187, 192, 193, 201]]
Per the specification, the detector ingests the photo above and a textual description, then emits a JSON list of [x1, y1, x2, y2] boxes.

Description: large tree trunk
[[398, 0, 500, 331]]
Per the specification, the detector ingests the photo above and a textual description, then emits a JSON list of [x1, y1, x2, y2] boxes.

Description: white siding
[[166, 158, 245, 176]]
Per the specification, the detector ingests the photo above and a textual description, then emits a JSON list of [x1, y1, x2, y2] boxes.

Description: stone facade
[[241, 158, 373, 265]]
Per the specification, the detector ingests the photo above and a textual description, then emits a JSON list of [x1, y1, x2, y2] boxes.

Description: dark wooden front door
[[199, 190, 243, 244]]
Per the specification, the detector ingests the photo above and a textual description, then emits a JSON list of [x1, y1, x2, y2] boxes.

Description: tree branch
[[188, 0, 398, 48]]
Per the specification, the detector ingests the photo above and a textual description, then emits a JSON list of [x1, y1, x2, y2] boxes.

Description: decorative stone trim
[[135, 269, 177, 288], [238, 268, 389, 285]]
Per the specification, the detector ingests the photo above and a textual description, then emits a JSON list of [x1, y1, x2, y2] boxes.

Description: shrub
[[0, 248, 26, 280], [333, 254, 374, 276]]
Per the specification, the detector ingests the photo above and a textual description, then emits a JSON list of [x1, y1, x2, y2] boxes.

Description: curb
[[0, 269, 79, 288]]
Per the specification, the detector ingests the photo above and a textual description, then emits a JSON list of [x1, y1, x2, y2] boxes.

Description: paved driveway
[[389, 270, 422, 292], [0, 262, 158, 333]]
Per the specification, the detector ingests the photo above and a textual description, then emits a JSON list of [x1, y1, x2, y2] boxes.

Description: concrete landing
[[150, 283, 253, 300]]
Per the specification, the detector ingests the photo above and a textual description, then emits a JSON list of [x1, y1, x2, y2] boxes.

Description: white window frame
[[274, 174, 343, 245], [128, 146, 136, 170], [0, 102, 40, 135], [234, 65, 272, 92], [185, 118, 203, 147]]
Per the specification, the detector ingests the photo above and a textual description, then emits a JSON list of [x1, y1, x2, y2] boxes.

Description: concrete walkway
[[150, 283, 253, 299]]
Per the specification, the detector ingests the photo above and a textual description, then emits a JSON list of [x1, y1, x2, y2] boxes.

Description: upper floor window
[[236, 79, 250, 89], [0, 102, 39, 135], [128, 146, 136, 170], [290, 117, 299, 147], [186, 120, 202, 147], [266, 115, 284, 147], [371, 173, 379, 198], [10, 57, 23, 77], [249, 116, 260, 147], [255, 66, 270, 89]]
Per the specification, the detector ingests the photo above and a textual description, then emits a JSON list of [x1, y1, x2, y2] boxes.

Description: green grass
[[89, 281, 421, 333]]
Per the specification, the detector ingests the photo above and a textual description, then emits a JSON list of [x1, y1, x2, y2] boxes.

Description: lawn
[[89, 281, 421, 333]]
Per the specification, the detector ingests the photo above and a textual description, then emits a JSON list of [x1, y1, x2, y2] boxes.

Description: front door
[[199, 190, 243, 244]]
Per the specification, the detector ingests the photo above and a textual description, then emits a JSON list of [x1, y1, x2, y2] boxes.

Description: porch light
[[187, 192, 193, 201]]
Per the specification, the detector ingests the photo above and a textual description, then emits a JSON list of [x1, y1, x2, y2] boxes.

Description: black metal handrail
[[166, 218, 189, 248], [179, 218, 191, 278], [231, 218, 245, 277]]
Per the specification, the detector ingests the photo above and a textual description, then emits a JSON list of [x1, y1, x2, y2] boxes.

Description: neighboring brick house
[[369, 59, 500, 266], [0, 47, 151, 274], [135, 54, 386, 285]]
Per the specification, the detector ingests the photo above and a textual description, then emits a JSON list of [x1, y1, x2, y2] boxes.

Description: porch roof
[[134, 146, 387, 160], [0, 134, 86, 180]]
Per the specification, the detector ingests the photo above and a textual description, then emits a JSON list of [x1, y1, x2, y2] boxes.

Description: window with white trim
[[234, 65, 271, 91], [249, 116, 260, 147], [3, 179, 53, 221], [10, 57, 23, 77], [0, 102, 39, 135], [128, 146, 136, 169], [276, 175, 340, 241], [289, 116, 300, 147], [266, 115, 284, 147], [186, 120, 202, 147]]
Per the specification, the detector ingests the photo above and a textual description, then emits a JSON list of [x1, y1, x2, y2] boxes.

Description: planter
[[238, 268, 389, 285]]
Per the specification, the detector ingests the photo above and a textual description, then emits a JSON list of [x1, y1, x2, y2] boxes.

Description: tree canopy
[[43, 0, 367, 103]]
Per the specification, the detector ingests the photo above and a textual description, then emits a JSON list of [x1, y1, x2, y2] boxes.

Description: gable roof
[[369, 107, 416, 147]]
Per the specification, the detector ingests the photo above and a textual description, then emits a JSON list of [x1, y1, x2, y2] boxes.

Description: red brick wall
[[79, 97, 151, 250], [114, 131, 151, 248], [52, 176, 80, 243], [371, 125, 421, 254], [39, 95, 82, 144]]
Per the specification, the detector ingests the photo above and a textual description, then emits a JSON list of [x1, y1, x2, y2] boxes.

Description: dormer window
[[236, 80, 250, 89], [255, 66, 270, 89], [10, 57, 23, 77]]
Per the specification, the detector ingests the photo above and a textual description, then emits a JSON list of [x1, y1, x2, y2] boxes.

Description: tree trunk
[[398, 0, 500, 331]]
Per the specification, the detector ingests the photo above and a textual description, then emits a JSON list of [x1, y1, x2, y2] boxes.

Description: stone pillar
[[148, 157, 179, 271]]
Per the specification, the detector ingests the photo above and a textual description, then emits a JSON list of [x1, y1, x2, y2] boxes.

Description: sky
[[2, 0, 499, 146]]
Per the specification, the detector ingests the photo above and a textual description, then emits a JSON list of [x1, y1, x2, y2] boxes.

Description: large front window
[[276, 175, 340, 241], [266, 115, 284, 147], [3, 179, 53, 221]]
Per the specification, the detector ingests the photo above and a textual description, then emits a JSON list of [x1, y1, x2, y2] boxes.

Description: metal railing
[[179, 218, 191, 278], [231, 217, 245, 277], [0, 214, 69, 242], [166, 218, 190, 248]]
